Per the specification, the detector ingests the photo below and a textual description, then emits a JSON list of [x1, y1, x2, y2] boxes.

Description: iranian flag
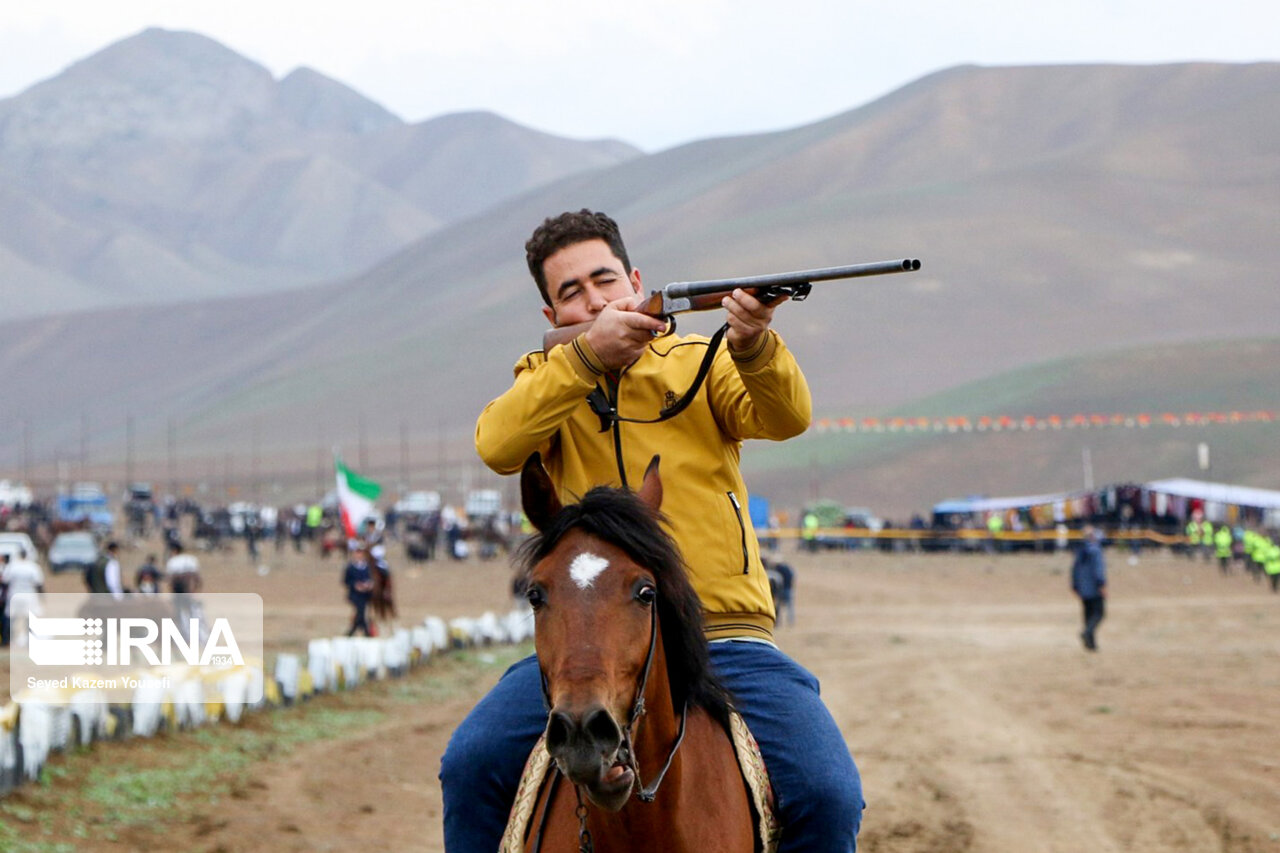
[[335, 457, 382, 539]]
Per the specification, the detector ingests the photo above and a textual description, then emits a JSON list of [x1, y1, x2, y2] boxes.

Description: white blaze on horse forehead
[[568, 551, 610, 589]]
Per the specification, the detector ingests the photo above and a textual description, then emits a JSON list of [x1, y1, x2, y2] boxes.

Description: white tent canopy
[[1144, 478, 1280, 511]]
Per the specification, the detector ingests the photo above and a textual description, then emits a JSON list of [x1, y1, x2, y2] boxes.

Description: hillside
[[741, 337, 1280, 516], [2, 60, 1279, 514], [0, 28, 640, 317]]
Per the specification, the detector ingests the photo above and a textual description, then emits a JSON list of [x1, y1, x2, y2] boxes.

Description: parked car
[[0, 531, 39, 562], [48, 531, 100, 574], [0, 480, 34, 509], [395, 490, 441, 518]]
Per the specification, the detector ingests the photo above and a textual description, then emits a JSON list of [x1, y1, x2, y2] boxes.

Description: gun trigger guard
[[758, 283, 811, 305], [654, 317, 676, 338]]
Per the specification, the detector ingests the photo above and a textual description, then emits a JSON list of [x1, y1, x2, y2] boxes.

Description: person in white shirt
[[165, 542, 202, 624], [3, 549, 45, 648], [164, 543, 202, 594], [103, 541, 125, 600]]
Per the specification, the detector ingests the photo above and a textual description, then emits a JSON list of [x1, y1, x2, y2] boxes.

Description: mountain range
[[0, 28, 638, 317], [3, 29, 1278, 516]]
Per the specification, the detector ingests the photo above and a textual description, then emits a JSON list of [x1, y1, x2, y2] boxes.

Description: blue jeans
[[439, 641, 863, 851]]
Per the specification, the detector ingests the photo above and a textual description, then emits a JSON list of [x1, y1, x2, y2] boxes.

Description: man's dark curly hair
[[525, 209, 632, 307]]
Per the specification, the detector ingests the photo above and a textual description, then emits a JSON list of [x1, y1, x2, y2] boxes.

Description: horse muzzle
[[545, 705, 636, 810]]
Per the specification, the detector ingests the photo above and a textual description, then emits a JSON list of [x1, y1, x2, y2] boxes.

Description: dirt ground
[[5, 538, 1280, 852]]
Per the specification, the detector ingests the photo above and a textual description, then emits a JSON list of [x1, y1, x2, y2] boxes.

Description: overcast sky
[[2, 2, 1276, 151]]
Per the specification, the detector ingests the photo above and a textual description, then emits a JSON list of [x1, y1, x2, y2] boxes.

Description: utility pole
[[80, 412, 89, 482], [252, 419, 261, 503], [400, 420, 410, 493], [167, 418, 177, 498], [125, 413, 135, 490], [224, 452, 233, 502], [315, 427, 326, 499], [359, 414, 368, 472], [22, 419, 31, 486], [437, 419, 447, 500]]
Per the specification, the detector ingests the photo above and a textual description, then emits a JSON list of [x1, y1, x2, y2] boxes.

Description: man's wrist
[[567, 332, 607, 380], [728, 329, 775, 370]]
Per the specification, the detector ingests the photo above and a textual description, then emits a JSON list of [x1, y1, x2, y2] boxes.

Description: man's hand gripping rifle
[[542, 257, 922, 352]]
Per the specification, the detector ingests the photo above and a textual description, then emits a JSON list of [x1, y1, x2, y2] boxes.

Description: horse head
[[519, 452, 729, 812]]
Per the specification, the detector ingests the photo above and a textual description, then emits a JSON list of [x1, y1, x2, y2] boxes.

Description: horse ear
[[521, 452, 561, 532], [636, 455, 663, 512]]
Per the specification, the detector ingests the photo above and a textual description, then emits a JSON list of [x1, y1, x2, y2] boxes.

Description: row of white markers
[[0, 607, 535, 796]]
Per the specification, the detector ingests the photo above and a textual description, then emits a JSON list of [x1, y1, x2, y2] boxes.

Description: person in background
[[1071, 525, 1108, 651], [135, 553, 163, 594], [0, 553, 9, 646], [1214, 523, 1234, 575], [1184, 512, 1201, 559], [165, 542, 202, 594], [103, 541, 125, 600], [342, 548, 374, 636], [1265, 536, 1280, 593], [985, 510, 1004, 553], [3, 549, 45, 648], [801, 509, 819, 552]]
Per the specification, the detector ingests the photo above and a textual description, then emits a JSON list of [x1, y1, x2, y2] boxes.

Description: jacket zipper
[[727, 491, 749, 573]]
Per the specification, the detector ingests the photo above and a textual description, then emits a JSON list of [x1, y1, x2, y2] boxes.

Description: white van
[[0, 531, 39, 562]]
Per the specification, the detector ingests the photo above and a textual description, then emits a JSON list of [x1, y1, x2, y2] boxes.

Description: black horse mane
[[517, 485, 734, 728]]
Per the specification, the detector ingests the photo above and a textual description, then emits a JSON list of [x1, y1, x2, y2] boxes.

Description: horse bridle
[[534, 587, 690, 852], [620, 592, 689, 804]]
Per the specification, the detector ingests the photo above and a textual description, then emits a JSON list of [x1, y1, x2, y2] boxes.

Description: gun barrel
[[664, 258, 920, 300]]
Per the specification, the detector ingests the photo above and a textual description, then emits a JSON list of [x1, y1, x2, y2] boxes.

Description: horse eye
[[635, 584, 656, 605], [526, 586, 546, 610]]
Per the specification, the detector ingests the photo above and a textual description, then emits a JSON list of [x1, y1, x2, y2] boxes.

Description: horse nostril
[[583, 707, 622, 752], [546, 710, 574, 752]]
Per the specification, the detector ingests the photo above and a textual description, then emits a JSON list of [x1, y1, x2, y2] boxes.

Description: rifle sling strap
[[586, 322, 728, 431]]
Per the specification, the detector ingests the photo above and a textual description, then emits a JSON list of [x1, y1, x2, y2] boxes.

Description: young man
[[440, 210, 863, 851]]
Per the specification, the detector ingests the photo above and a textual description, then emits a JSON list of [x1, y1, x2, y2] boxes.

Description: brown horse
[[516, 453, 756, 852]]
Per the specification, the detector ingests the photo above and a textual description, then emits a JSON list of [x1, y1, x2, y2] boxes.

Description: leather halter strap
[[621, 591, 688, 803]]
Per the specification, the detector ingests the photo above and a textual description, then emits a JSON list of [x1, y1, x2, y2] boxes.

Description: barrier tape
[[808, 410, 1277, 434], [775, 527, 1189, 546]]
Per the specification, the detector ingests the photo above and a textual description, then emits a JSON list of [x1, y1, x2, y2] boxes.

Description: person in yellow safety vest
[[1254, 530, 1271, 579], [1265, 539, 1280, 593], [1252, 533, 1272, 584], [305, 503, 324, 545], [1199, 518, 1215, 561], [802, 511, 819, 553], [985, 512, 1004, 553], [1184, 517, 1201, 559], [1214, 524, 1234, 575]]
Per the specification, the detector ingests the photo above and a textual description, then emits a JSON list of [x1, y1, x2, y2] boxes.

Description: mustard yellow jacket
[[475, 329, 811, 641]]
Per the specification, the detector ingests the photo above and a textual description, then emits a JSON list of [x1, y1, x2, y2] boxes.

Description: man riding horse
[[441, 210, 863, 851]]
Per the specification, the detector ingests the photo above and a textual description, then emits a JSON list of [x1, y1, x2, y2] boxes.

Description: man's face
[[540, 238, 642, 327]]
